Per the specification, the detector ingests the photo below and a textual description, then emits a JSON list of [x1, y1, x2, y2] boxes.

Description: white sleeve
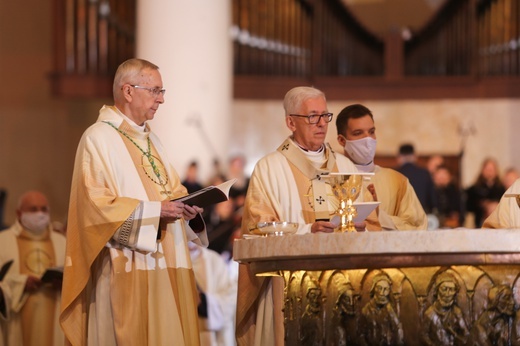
[[108, 201, 161, 252], [2, 274, 28, 314], [201, 253, 237, 331]]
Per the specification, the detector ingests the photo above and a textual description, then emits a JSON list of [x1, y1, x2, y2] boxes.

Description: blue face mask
[[343, 137, 377, 165]]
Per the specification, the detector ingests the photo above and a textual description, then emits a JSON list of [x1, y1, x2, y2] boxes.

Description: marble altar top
[[233, 229, 520, 272]]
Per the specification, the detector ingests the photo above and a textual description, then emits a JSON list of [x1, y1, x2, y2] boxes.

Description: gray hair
[[283, 86, 325, 115], [112, 58, 160, 102]]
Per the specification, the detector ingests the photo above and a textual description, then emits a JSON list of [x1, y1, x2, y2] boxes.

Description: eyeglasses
[[130, 85, 166, 97], [289, 112, 333, 124]]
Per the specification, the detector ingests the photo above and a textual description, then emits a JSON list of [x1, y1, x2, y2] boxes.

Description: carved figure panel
[[281, 265, 520, 346]]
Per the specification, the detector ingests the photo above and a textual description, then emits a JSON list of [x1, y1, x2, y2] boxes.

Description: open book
[[172, 178, 237, 208], [352, 201, 380, 223]]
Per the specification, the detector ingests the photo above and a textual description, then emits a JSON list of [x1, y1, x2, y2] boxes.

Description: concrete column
[[136, 0, 232, 183]]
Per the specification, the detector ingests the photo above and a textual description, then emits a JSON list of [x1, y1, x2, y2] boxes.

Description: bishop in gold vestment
[[60, 59, 207, 346], [236, 87, 380, 346]]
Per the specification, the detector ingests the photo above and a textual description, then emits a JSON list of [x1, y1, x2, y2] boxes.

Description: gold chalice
[[322, 173, 372, 232]]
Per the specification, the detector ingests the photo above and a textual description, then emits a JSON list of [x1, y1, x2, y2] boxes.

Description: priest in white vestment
[[189, 242, 237, 346], [336, 104, 428, 230], [482, 178, 520, 228], [0, 191, 66, 346], [236, 87, 381, 346], [60, 58, 208, 346]]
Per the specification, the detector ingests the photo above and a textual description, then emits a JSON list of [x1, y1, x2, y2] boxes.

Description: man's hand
[[312, 220, 367, 232], [354, 221, 367, 232], [160, 200, 186, 223], [24, 275, 42, 293], [367, 183, 380, 217], [367, 183, 378, 201], [311, 221, 336, 233], [182, 204, 204, 221]]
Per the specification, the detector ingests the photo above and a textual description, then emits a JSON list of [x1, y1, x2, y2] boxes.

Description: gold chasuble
[[236, 137, 379, 346], [278, 139, 339, 223], [17, 230, 57, 346], [60, 106, 204, 346]]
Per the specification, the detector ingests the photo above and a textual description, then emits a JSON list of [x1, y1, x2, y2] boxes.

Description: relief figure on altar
[[300, 286, 324, 345], [328, 282, 358, 346], [358, 273, 404, 346], [468, 284, 515, 346], [421, 272, 469, 345]]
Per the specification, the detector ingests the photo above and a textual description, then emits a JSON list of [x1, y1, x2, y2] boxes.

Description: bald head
[[16, 191, 49, 222]]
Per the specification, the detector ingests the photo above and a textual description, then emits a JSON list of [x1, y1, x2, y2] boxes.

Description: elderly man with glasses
[[60, 58, 207, 346], [236, 86, 380, 346]]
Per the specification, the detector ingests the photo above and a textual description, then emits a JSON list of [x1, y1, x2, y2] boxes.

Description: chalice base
[[334, 208, 358, 233], [335, 222, 356, 233]]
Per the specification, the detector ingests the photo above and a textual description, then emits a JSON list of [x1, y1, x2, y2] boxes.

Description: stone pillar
[[136, 1, 232, 183]]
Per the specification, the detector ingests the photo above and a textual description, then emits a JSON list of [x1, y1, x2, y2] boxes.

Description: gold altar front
[[233, 229, 520, 345]]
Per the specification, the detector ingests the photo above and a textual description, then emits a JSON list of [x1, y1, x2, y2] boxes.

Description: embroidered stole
[[277, 138, 338, 223], [106, 121, 200, 345]]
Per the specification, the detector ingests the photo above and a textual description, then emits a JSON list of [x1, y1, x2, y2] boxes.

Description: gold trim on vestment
[[278, 138, 339, 222]]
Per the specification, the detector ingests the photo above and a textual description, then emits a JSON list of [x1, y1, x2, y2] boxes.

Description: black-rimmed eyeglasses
[[130, 85, 166, 97], [289, 113, 333, 124]]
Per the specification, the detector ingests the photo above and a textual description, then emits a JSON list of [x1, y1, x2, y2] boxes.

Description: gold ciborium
[[322, 173, 370, 232]]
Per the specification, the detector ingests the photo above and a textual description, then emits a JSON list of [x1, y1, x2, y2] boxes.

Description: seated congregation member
[[482, 178, 520, 229], [336, 104, 428, 230], [236, 86, 380, 346], [0, 190, 65, 346]]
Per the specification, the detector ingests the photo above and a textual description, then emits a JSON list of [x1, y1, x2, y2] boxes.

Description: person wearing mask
[[336, 104, 428, 230], [60, 58, 207, 345], [236, 87, 380, 346], [0, 190, 66, 346], [396, 143, 437, 214]]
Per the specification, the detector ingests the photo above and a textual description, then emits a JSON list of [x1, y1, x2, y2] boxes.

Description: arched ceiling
[[342, 0, 448, 39]]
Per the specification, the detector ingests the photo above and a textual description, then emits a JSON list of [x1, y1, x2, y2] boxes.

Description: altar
[[233, 229, 520, 345]]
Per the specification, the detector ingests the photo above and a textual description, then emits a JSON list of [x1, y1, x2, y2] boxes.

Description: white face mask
[[343, 137, 377, 165], [20, 211, 50, 234]]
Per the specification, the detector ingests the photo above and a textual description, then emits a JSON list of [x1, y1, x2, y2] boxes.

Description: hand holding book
[[172, 179, 237, 208]]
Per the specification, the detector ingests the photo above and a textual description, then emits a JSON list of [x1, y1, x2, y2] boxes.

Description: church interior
[[1, 0, 520, 229]]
